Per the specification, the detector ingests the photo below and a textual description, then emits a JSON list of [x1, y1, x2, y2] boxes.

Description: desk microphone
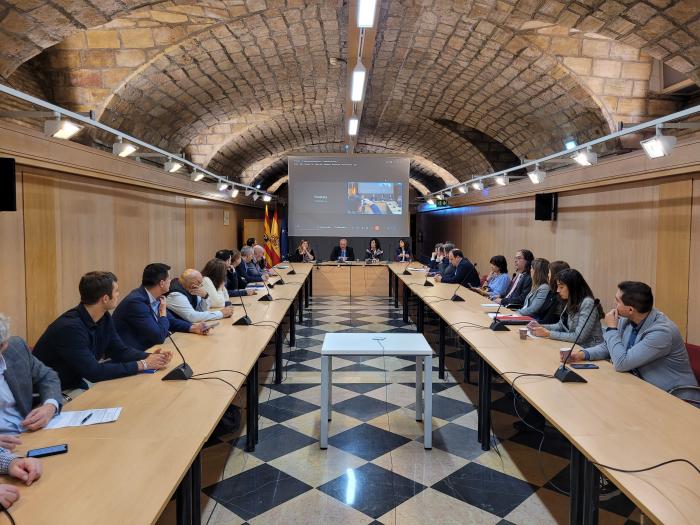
[[233, 291, 253, 325], [449, 280, 466, 302], [162, 332, 193, 381], [489, 302, 509, 331], [423, 270, 434, 287], [269, 265, 286, 285], [258, 278, 274, 301], [402, 261, 412, 276], [285, 254, 297, 275], [553, 298, 599, 383]]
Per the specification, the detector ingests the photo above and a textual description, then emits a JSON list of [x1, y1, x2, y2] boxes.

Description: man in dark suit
[[329, 238, 355, 261], [113, 263, 210, 352], [237, 246, 266, 283], [495, 249, 534, 307], [0, 314, 62, 434], [434, 249, 480, 287]]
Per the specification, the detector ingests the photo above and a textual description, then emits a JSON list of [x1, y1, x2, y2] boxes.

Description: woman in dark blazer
[[394, 238, 412, 262]]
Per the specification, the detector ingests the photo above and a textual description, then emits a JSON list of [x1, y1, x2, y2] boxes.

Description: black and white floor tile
[[157, 296, 642, 525]]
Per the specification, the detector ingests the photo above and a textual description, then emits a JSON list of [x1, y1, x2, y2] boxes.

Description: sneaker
[[599, 476, 621, 501]]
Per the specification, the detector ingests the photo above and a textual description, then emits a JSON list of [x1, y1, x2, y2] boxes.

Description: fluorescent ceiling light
[[191, 170, 204, 182], [471, 180, 484, 191], [357, 0, 377, 27], [218, 181, 229, 192], [564, 138, 577, 150], [426, 198, 435, 205], [164, 159, 182, 173], [640, 128, 677, 159], [528, 165, 546, 184], [252, 193, 259, 202], [44, 118, 81, 139], [494, 175, 509, 186], [351, 61, 366, 102], [458, 185, 467, 194], [573, 148, 597, 166], [112, 138, 137, 157], [263, 195, 272, 202], [231, 188, 239, 198], [348, 116, 359, 136]]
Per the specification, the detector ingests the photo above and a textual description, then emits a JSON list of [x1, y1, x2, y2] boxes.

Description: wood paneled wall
[[5, 167, 262, 344], [418, 176, 699, 341]]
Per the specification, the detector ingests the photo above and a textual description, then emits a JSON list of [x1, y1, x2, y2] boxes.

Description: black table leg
[[417, 297, 424, 333], [289, 302, 296, 347], [394, 274, 399, 308], [403, 283, 409, 323], [570, 447, 585, 525], [246, 364, 256, 452], [463, 343, 475, 385], [254, 360, 259, 443], [308, 270, 312, 299], [582, 455, 600, 524], [275, 326, 283, 384], [438, 318, 446, 379], [478, 357, 492, 451], [388, 267, 393, 297], [176, 461, 193, 525], [191, 452, 201, 525], [298, 290, 304, 324]]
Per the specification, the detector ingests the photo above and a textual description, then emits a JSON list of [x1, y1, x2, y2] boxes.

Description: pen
[[80, 413, 93, 425]]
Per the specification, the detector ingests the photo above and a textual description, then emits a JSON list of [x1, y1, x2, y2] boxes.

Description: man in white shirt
[[166, 269, 234, 323]]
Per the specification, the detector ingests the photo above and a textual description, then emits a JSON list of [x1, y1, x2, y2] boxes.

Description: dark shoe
[[599, 476, 621, 501]]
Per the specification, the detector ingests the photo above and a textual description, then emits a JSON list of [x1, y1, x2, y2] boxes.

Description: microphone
[[286, 254, 297, 275], [489, 301, 508, 331], [269, 265, 285, 285], [258, 278, 274, 301], [162, 332, 193, 381], [402, 260, 412, 276], [423, 269, 434, 287], [553, 298, 600, 383], [450, 281, 465, 302], [233, 291, 253, 325]]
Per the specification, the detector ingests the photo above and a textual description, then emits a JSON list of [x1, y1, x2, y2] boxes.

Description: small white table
[[320, 333, 433, 449]]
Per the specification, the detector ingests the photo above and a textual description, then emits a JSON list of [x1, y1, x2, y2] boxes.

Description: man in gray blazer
[[0, 314, 62, 434], [567, 282, 699, 401]]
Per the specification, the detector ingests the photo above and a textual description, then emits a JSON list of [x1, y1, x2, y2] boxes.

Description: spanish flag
[[264, 205, 281, 266]]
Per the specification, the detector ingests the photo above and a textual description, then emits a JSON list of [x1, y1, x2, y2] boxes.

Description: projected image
[[347, 182, 403, 215]]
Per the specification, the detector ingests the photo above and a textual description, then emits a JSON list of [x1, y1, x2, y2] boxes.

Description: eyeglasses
[[514, 256, 524, 260]]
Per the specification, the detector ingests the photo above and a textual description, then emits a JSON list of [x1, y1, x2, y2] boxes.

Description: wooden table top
[[8, 264, 312, 525], [389, 263, 700, 525]]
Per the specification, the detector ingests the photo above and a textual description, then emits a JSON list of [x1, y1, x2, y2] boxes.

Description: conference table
[[7, 263, 313, 525], [388, 263, 700, 525], [312, 260, 389, 296]]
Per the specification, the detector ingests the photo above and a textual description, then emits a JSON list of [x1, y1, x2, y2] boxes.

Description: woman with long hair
[[201, 258, 230, 308], [517, 258, 550, 317]]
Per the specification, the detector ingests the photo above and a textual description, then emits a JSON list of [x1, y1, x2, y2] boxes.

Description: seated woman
[[201, 258, 230, 308], [290, 239, 315, 263], [223, 250, 257, 297], [480, 255, 509, 298], [529, 268, 604, 348], [535, 260, 570, 324], [517, 258, 550, 317], [365, 238, 383, 261], [394, 238, 412, 262]]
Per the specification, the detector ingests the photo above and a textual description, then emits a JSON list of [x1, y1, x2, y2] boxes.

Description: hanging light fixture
[[112, 137, 137, 157], [494, 174, 509, 186], [640, 127, 677, 159], [164, 159, 182, 173], [573, 147, 597, 166], [351, 60, 367, 102], [528, 164, 546, 184], [44, 115, 81, 139]]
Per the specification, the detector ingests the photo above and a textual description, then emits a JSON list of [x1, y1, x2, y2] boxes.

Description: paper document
[[45, 408, 122, 429], [487, 312, 521, 319], [275, 265, 289, 269], [408, 267, 427, 272], [481, 303, 499, 307]]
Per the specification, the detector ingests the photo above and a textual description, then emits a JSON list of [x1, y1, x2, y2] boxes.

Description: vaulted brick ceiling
[[1, 0, 699, 194]]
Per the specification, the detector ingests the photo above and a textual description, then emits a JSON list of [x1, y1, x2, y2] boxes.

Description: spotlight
[[245, 188, 253, 197], [573, 147, 597, 166], [494, 175, 509, 186], [528, 164, 546, 184], [112, 137, 137, 157], [164, 159, 182, 173], [443, 189, 452, 197], [218, 181, 229, 192], [471, 180, 484, 191], [640, 127, 677, 159], [231, 188, 239, 198], [348, 116, 359, 136], [564, 138, 577, 150], [457, 185, 467, 194], [426, 198, 435, 205], [351, 61, 366, 102], [252, 193, 260, 202], [44, 117, 81, 139], [191, 170, 204, 182], [357, 0, 377, 27], [263, 195, 272, 202]]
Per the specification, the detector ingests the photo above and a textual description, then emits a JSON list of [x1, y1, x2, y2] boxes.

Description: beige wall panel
[[185, 198, 236, 273], [0, 171, 26, 339], [688, 179, 700, 344], [243, 218, 265, 248]]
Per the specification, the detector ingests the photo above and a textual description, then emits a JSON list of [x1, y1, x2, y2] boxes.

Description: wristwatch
[[605, 327, 618, 332]]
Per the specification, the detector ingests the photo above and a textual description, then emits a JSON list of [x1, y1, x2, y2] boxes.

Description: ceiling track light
[[252, 193, 260, 202], [112, 137, 137, 157], [164, 159, 182, 173], [443, 189, 452, 197], [528, 164, 546, 184], [348, 115, 359, 136], [640, 126, 677, 159], [44, 114, 81, 139], [426, 198, 435, 206], [218, 181, 230, 192], [231, 188, 239, 198], [458, 185, 467, 194], [564, 138, 577, 151], [357, 0, 377, 27], [494, 175, 509, 186], [262, 195, 272, 202], [471, 180, 484, 191], [245, 188, 253, 197], [351, 60, 367, 102], [573, 147, 597, 166]]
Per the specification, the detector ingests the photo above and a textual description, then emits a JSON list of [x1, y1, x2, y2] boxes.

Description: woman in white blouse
[[201, 258, 230, 308]]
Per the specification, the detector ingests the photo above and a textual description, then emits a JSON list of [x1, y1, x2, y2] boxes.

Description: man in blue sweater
[[113, 263, 210, 352]]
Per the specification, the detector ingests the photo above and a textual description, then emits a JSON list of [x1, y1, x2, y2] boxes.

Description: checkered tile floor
[[157, 296, 642, 525]]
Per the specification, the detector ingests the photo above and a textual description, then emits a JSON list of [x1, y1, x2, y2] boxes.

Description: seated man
[[33, 271, 172, 390], [252, 245, 270, 275], [0, 314, 61, 434], [216, 249, 255, 297], [0, 446, 43, 507], [568, 281, 699, 401], [113, 263, 210, 352], [434, 249, 480, 287], [330, 238, 355, 261], [237, 246, 266, 283], [167, 269, 234, 322]]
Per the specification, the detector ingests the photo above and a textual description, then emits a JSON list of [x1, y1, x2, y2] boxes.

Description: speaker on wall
[[0, 158, 17, 212], [535, 192, 557, 221]]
